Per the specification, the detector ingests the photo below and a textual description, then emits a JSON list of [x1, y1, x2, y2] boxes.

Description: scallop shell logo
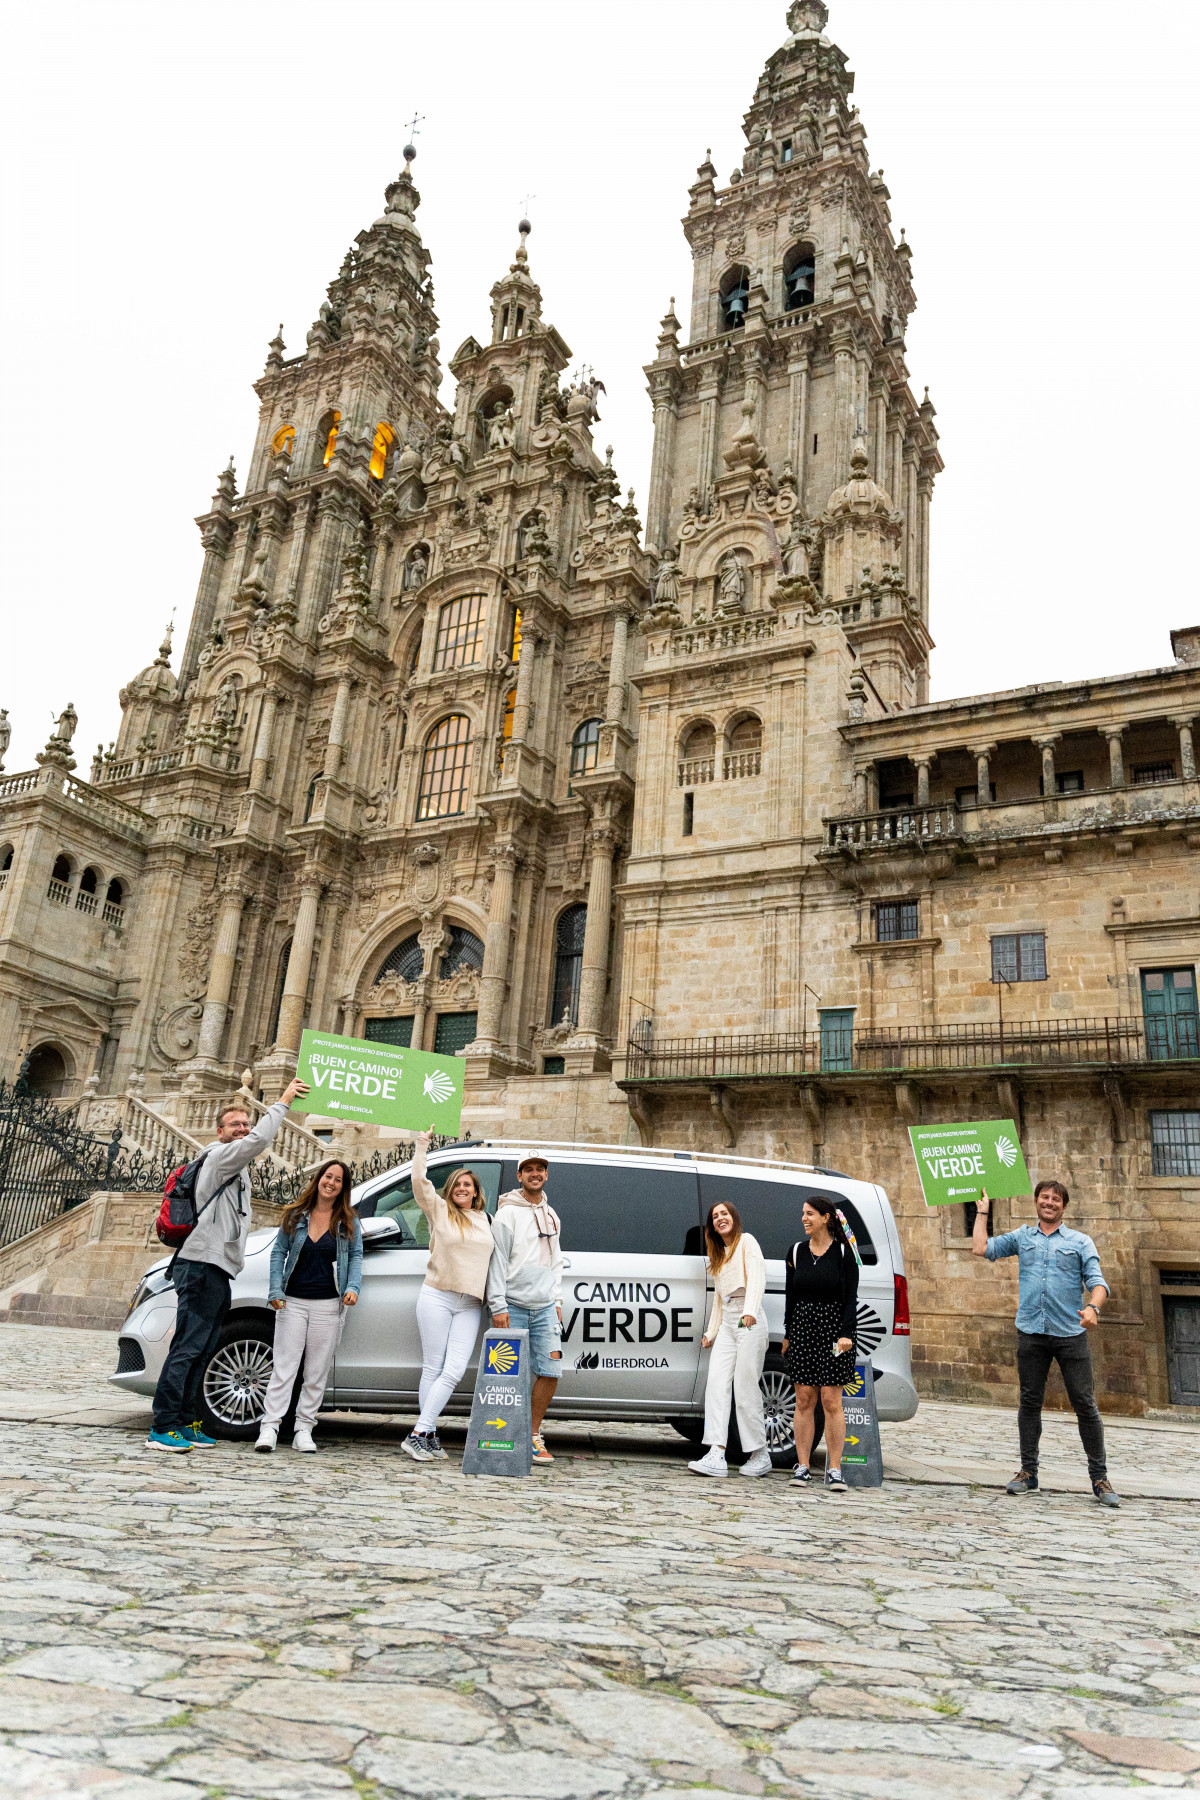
[[423, 1070, 456, 1105], [994, 1133, 1019, 1169]]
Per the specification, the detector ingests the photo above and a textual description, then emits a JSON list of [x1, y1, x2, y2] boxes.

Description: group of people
[[145, 1089, 1121, 1507]]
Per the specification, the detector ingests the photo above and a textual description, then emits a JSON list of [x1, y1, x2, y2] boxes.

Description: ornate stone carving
[[177, 892, 217, 996], [153, 1000, 204, 1063]]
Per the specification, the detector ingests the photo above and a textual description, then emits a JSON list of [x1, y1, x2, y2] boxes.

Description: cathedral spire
[[489, 218, 543, 345]]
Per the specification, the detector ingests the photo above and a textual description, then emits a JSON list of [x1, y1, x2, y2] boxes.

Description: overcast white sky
[[2, 0, 1197, 774]]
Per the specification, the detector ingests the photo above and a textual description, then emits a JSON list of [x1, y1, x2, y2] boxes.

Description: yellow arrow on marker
[[845, 1435, 860, 1445], [486, 1417, 508, 1429]]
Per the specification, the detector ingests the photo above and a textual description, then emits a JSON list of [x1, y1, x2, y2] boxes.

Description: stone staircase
[[72, 1076, 329, 1175]]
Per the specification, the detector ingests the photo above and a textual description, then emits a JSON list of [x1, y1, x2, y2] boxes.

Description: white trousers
[[416, 1283, 481, 1433], [261, 1296, 344, 1431], [703, 1315, 768, 1452]]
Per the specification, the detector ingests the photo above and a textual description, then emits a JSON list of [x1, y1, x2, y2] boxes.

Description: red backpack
[[155, 1155, 237, 1247]]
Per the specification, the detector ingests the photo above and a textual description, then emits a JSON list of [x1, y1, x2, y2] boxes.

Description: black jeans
[[152, 1259, 231, 1432], [1016, 1329, 1107, 1483]]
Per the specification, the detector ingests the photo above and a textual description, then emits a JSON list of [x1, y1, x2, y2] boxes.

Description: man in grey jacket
[[148, 1079, 307, 1451]]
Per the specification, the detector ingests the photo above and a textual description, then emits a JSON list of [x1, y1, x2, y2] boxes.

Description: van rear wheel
[[198, 1317, 298, 1441]]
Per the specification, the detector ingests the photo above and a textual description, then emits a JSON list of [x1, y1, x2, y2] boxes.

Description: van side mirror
[[361, 1216, 404, 1249]]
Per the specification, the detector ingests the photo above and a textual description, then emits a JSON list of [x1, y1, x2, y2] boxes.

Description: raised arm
[[971, 1191, 991, 1257], [204, 1087, 302, 1185], [409, 1129, 441, 1219]]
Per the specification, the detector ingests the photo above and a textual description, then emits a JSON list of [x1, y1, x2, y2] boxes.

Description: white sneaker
[[292, 1428, 316, 1453], [688, 1445, 729, 1478], [739, 1448, 773, 1478], [254, 1425, 277, 1454], [402, 1431, 435, 1462]]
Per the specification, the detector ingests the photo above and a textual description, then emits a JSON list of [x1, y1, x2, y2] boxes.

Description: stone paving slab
[[1, 1320, 1200, 1798]]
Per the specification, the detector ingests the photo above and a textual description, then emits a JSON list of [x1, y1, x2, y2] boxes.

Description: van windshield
[[698, 1173, 877, 1264]]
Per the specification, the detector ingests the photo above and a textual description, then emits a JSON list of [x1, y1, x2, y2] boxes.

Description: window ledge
[[852, 936, 942, 955]]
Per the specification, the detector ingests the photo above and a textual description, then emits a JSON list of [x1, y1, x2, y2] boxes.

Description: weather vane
[[404, 112, 425, 156]]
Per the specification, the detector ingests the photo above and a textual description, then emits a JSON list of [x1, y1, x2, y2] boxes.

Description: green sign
[[908, 1118, 1031, 1207], [292, 1029, 465, 1135]]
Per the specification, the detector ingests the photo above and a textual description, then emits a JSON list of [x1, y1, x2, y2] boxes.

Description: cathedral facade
[[2, 0, 1198, 1413]]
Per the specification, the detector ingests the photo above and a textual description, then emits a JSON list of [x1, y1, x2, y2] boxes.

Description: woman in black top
[[782, 1195, 859, 1492]]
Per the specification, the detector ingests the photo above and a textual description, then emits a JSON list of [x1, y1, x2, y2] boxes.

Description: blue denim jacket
[[268, 1214, 363, 1303], [986, 1222, 1108, 1336]]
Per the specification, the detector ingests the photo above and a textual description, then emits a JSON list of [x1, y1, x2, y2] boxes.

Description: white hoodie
[[485, 1188, 563, 1315]]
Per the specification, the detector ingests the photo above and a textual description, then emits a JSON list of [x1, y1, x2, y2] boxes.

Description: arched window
[[375, 933, 424, 984], [25, 1043, 69, 1098], [304, 775, 320, 822], [571, 718, 603, 779], [725, 714, 763, 779], [784, 242, 816, 312], [48, 853, 73, 902], [719, 265, 751, 332], [51, 854, 72, 882], [551, 904, 588, 1026], [370, 421, 395, 480], [500, 688, 516, 770], [318, 410, 341, 468], [0, 845, 13, 877], [103, 878, 125, 925], [728, 715, 762, 751], [433, 595, 486, 671], [76, 866, 99, 915], [418, 715, 473, 820], [682, 721, 716, 758], [439, 927, 484, 978], [407, 626, 424, 676], [272, 424, 295, 457]]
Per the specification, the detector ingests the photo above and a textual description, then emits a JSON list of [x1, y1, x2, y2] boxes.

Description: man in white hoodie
[[486, 1153, 563, 1465]]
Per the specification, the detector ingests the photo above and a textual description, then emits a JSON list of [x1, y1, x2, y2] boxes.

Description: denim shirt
[[986, 1223, 1109, 1337], [269, 1214, 363, 1303]]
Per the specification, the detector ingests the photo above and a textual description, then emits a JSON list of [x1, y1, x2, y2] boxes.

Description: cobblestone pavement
[[0, 1325, 1198, 1799]]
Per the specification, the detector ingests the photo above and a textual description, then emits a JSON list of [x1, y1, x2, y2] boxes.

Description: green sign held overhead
[[291, 1029, 465, 1136], [908, 1118, 1031, 1208]]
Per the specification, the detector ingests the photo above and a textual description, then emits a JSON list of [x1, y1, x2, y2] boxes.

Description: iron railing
[[624, 1016, 1184, 1081]]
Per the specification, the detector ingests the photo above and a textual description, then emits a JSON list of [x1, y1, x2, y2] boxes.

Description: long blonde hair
[[439, 1166, 487, 1233]]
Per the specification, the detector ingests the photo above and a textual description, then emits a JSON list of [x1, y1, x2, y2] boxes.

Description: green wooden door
[[1141, 969, 1199, 1059]]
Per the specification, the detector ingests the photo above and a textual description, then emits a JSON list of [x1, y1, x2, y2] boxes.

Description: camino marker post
[[290, 1028, 465, 1137], [839, 1361, 884, 1488], [907, 1117, 1031, 1208], [461, 1328, 533, 1479]]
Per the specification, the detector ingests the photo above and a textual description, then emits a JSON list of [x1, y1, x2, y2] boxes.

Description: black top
[[285, 1228, 338, 1300], [785, 1238, 859, 1340]]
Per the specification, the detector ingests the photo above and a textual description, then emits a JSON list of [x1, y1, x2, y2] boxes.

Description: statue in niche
[[434, 419, 465, 468], [653, 547, 681, 605], [404, 544, 429, 591], [487, 403, 515, 450], [716, 551, 746, 614], [213, 677, 240, 730]]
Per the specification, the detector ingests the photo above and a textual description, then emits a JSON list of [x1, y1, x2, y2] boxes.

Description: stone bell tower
[[643, 0, 941, 707]]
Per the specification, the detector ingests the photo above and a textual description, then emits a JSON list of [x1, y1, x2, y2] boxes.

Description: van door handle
[[561, 1258, 573, 1269]]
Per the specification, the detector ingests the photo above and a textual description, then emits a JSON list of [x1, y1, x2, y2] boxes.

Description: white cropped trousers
[[416, 1283, 481, 1433], [261, 1296, 344, 1432], [703, 1315, 768, 1453]]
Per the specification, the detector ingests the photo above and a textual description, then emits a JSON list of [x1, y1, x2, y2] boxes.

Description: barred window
[[992, 932, 1047, 982], [551, 903, 588, 1025], [1150, 1110, 1200, 1177], [417, 715, 473, 820], [433, 595, 486, 671], [571, 718, 602, 778], [1133, 763, 1176, 785], [439, 927, 484, 979], [374, 934, 424, 984], [876, 899, 919, 943]]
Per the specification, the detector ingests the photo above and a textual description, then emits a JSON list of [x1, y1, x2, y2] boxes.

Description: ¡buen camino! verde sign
[[907, 1118, 1031, 1208], [291, 1029, 465, 1136]]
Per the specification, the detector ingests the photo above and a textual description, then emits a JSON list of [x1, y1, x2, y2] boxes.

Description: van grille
[[115, 1338, 146, 1375], [855, 1304, 885, 1354]]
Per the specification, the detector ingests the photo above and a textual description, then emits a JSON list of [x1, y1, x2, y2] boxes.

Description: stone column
[[646, 383, 679, 552], [832, 333, 854, 479], [1102, 724, 1126, 788], [918, 475, 933, 625], [787, 351, 811, 508], [510, 626, 541, 743], [475, 844, 521, 1045], [866, 763, 880, 811], [695, 377, 720, 502], [853, 766, 869, 811], [913, 755, 935, 807], [1036, 734, 1061, 795], [275, 876, 323, 1053], [323, 676, 354, 778], [577, 823, 619, 1035], [249, 688, 279, 793], [605, 605, 633, 727], [180, 526, 231, 686], [279, 493, 314, 603], [970, 743, 997, 803], [1174, 715, 1196, 780], [299, 497, 348, 639], [196, 887, 246, 1060]]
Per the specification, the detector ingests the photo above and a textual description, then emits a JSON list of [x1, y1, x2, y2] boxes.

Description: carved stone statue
[[654, 548, 681, 604], [214, 677, 240, 728], [488, 403, 515, 450], [0, 708, 9, 771], [53, 702, 79, 747], [717, 552, 746, 613], [405, 544, 429, 590]]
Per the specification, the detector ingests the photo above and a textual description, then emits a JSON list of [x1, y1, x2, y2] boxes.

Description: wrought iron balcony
[[624, 1016, 1193, 1082]]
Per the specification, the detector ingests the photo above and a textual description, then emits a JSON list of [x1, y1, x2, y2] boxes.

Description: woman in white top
[[401, 1129, 494, 1464], [689, 1200, 772, 1479]]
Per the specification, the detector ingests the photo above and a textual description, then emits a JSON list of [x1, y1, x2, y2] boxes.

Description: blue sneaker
[[146, 1428, 192, 1453], [180, 1422, 217, 1448]]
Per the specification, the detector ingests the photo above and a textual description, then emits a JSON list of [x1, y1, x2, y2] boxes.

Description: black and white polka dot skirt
[[783, 1300, 857, 1388]]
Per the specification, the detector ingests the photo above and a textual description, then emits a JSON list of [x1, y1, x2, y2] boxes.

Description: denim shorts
[[506, 1302, 562, 1378]]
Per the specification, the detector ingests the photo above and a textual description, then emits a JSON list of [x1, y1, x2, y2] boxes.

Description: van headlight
[[126, 1268, 173, 1318]]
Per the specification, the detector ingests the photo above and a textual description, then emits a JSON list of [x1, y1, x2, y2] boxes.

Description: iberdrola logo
[[423, 1070, 456, 1104], [994, 1133, 1019, 1169]]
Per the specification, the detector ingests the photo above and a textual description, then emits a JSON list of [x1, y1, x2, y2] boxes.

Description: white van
[[112, 1139, 917, 1447]]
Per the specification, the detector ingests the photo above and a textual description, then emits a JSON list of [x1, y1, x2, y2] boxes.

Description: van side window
[[540, 1162, 702, 1256], [699, 1174, 877, 1264], [363, 1160, 502, 1249]]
